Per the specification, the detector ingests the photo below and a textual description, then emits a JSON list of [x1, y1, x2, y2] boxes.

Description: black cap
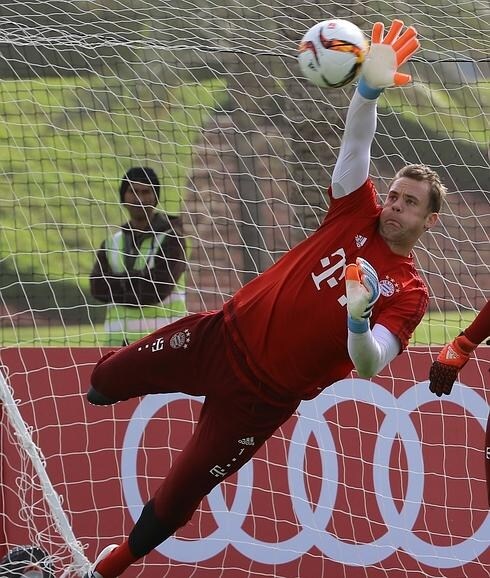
[[119, 167, 160, 203]]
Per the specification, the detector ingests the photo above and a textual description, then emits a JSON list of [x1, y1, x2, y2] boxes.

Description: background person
[[83, 21, 442, 578], [90, 167, 187, 346]]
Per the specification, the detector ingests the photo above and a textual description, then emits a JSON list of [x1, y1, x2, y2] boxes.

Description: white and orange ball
[[298, 19, 368, 88]]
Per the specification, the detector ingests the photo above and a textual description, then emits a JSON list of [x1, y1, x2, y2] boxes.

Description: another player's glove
[[428, 333, 478, 397], [345, 257, 380, 333], [358, 19, 420, 99]]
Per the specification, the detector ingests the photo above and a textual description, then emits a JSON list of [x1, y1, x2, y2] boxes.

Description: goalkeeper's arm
[[332, 20, 420, 200], [331, 91, 377, 199], [348, 324, 400, 378], [429, 300, 490, 397], [345, 258, 400, 377]]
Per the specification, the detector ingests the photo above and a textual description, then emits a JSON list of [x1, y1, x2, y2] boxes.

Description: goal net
[[0, 0, 488, 576]]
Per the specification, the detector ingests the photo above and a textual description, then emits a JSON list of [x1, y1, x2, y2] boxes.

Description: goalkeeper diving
[[83, 20, 446, 578]]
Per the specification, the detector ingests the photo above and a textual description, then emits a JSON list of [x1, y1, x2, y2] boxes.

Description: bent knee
[[90, 350, 118, 399], [86, 386, 117, 406]]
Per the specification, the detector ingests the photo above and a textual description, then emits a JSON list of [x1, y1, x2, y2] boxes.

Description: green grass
[[0, 75, 228, 320], [0, 75, 484, 340], [0, 323, 105, 347], [410, 309, 477, 346], [381, 81, 489, 144], [0, 310, 478, 348]]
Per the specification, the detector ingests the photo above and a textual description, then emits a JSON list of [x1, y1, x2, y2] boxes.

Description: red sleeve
[[464, 300, 490, 345], [377, 286, 429, 351], [322, 179, 381, 226]]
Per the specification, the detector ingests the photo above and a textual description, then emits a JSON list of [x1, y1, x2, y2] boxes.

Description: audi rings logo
[[121, 379, 489, 568]]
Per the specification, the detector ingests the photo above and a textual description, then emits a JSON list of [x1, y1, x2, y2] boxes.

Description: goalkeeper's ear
[[423, 211, 439, 231]]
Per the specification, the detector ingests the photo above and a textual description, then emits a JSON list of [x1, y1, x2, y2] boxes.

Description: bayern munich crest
[[379, 276, 400, 297], [170, 329, 191, 349]]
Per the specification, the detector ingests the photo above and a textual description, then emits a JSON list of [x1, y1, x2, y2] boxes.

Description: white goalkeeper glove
[[345, 257, 380, 333], [358, 19, 420, 99]]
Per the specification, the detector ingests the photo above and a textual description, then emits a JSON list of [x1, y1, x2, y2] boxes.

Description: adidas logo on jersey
[[355, 234, 367, 248], [238, 437, 255, 446]]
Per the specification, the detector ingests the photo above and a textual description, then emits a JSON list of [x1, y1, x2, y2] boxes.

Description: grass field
[[0, 75, 228, 317], [410, 309, 477, 346], [0, 310, 478, 347], [0, 77, 484, 350]]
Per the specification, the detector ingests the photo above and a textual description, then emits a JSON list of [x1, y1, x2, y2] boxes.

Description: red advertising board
[[0, 347, 489, 577]]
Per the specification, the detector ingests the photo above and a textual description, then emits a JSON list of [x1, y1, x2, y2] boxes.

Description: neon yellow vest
[[103, 230, 187, 346]]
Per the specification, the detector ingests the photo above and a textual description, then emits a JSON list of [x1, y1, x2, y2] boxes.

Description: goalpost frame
[[0, 367, 89, 577]]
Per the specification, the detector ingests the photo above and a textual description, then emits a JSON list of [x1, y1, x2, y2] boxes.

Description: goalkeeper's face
[[123, 181, 158, 225], [379, 176, 438, 255]]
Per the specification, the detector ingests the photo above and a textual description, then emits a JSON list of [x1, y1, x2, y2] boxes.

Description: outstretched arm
[[331, 91, 377, 199], [332, 20, 420, 199]]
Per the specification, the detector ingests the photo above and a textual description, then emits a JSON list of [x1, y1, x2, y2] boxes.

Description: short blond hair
[[392, 164, 447, 213]]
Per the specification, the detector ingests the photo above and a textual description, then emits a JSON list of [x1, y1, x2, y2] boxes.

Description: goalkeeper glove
[[428, 333, 478, 397], [345, 257, 380, 333], [358, 19, 420, 99]]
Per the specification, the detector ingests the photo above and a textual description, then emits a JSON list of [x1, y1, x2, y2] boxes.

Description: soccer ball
[[298, 19, 368, 88]]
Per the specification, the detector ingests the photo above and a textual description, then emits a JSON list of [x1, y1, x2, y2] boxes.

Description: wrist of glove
[[346, 257, 380, 334], [428, 333, 478, 397], [358, 19, 420, 99]]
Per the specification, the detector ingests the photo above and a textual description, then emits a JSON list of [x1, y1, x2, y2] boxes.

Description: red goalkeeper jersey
[[223, 179, 429, 401]]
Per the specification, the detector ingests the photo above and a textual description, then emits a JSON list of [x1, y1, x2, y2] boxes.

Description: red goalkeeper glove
[[429, 333, 478, 397]]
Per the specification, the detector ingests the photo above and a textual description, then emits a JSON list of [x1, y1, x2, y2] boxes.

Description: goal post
[[0, 1, 488, 577], [0, 366, 89, 577]]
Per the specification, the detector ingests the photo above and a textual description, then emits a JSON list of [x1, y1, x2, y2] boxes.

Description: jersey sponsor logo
[[311, 248, 347, 307], [379, 276, 400, 297], [144, 337, 164, 352], [170, 329, 191, 349], [210, 447, 246, 478], [355, 234, 367, 248], [209, 465, 227, 478]]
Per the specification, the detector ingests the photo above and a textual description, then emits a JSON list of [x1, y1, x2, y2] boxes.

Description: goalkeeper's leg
[[87, 390, 298, 577], [87, 311, 223, 405]]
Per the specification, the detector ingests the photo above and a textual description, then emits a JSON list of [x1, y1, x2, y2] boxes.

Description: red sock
[[95, 541, 138, 578]]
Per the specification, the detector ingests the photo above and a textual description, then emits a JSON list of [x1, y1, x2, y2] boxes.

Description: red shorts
[[90, 310, 299, 530]]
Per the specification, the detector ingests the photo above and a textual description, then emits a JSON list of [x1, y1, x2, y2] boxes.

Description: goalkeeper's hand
[[358, 19, 420, 98], [428, 334, 478, 397], [345, 257, 380, 333]]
